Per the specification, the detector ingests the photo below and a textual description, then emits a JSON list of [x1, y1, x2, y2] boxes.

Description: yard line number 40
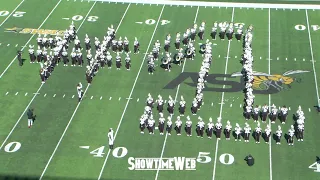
[[295, 24, 320, 31], [2, 142, 320, 172]]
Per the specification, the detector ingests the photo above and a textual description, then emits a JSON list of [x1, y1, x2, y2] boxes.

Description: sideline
[[92, 0, 320, 10]]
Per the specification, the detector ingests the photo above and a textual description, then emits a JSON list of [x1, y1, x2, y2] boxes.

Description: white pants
[[77, 91, 82, 98], [28, 119, 33, 127], [316, 163, 320, 172]]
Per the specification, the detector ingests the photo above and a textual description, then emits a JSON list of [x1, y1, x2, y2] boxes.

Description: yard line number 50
[[197, 152, 234, 165]]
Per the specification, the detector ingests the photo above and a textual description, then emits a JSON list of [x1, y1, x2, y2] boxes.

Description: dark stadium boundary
[[91, 0, 320, 10]]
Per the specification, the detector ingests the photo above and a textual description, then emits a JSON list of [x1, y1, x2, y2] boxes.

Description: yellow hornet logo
[[5, 27, 65, 36], [231, 70, 309, 91]]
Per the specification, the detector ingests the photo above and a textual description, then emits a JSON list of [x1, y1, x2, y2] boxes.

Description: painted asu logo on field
[[4, 27, 65, 36], [164, 70, 309, 94], [231, 70, 310, 91]]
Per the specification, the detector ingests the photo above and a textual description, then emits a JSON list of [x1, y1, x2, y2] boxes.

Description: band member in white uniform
[[261, 104, 269, 123], [288, 125, 295, 146], [139, 115, 146, 134], [211, 22, 218, 40], [254, 122, 262, 143], [280, 105, 288, 124], [175, 116, 182, 135], [264, 125, 271, 144], [134, 37, 140, 54], [108, 128, 114, 149], [225, 120, 232, 140], [215, 117, 222, 140], [253, 105, 260, 122], [196, 116, 205, 138], [175, 32, 181, 50], [185, 116, 192, 136], [158, 113, 165, 135], [275, 125, 282, 145], [147, 116, 155, 135], [77, 82, 83, 102], [156, 95, 164, 113], [166, 116, 173, 135], [235, 123, 242, 141], [297, 123, 304, 142], [146, 93, 154, 107], [206, 117, 214, 139], [244, 123, 251, 142], [179, 96, 186, 116], [270, 104, 277, 124], [167, 96, 175, 115]]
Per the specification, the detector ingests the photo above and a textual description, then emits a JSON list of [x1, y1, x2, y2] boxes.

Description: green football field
[[0, 0, 320, 179]]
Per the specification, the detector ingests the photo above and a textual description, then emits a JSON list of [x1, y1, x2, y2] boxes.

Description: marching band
[[28, 22, 139, 85], [136, 22, 306, 145], [25, 19, 307, 146], [138, 91, 305, 146]]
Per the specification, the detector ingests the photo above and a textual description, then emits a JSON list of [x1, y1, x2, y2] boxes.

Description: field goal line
[[91, 0, 320, 10]]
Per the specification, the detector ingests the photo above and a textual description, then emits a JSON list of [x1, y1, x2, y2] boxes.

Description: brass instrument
[[162, 57, 169, 65], [200, 44, 206, 53], [175, 54, 181, 62], [186, 48, 193, 56]]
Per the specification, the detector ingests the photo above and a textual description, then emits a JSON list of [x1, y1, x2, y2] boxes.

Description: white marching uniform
[[276, 129, 282, 144], [108, 130, 114, 146], [244, 126, 251, 142], [235, 125, 242, 141], [77, 83, 83, 99], [265, 127, 271, 143], [288, 128, 295, 145]]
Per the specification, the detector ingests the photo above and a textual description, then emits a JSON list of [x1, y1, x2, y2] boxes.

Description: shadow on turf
[[18, 59, 27, 66], [0, 175, 130, 180]]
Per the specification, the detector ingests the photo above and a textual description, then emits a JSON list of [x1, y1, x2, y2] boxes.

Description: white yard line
[[212, 7, 234, 180], [0, 0, 26, 27], [39, 84, 90, 180], [0, 0, 63, 79], [268, 8, 273, 180], [155, 7, 200, 180], [39, 2, 119, 179], [94, 0, 320, 10], [97, 4, 165, 180], [305, 10, 320, 106], [0, 83, 44, 150], [0, 1, 95, 154]]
